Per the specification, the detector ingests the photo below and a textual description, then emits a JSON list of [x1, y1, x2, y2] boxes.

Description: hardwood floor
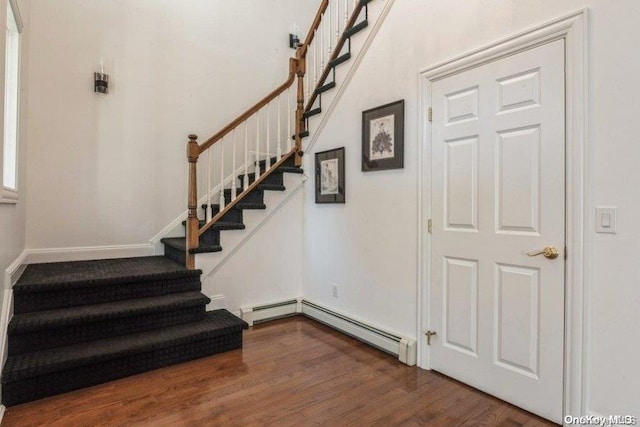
[[2, 317, 557, 426]]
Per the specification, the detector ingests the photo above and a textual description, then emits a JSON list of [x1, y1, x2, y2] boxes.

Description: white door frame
[[417, 9, 589, 421]]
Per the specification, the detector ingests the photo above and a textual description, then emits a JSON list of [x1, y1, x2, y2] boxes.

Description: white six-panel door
[[429, 39, 565, 423]]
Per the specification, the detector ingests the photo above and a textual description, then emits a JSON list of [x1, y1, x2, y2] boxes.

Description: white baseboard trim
[[240, 298, 299, 327], [3, 250, 27, 290], [1, 251, 26, 411], [25, 244, 155, 264], [301, 299, 417, 366], [0, 289, 13, 362], [207, 294, 226, 311]]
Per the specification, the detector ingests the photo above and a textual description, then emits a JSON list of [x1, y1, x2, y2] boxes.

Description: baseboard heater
[[240, 299, 298, 326], [300, 300, 417, 366]]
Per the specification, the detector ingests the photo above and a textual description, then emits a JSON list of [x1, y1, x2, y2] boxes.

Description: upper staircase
[[1, 0, 379, 407], [178, 0, 375, 270]]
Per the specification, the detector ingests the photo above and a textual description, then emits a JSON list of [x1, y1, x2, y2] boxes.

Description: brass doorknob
[[527, 246, 559, 259]]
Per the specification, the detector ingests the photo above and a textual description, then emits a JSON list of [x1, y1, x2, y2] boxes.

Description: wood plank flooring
[[2, 317, 557, 426]]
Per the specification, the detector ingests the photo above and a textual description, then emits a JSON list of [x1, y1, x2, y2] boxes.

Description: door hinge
[[428, 107, 433, 122], [427, 219, 432, 233], [425, 330, 437, 346]]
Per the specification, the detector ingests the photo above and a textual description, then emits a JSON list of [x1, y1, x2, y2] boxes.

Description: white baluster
[[244, 120, 249, 189], [255, 110, 261, 179], [328, 0, 333, 56], [219, 136, 225, 210], [206, 149, 212, 222], [266, 102, 271, 170], [320, 14, 325, 72], [336, 0, 341, 42], [277, 95, 282, 159], [313, 29, 318, 90], [306, 40, 311, 100], [231, 128, 237, 201], [345, 0, 349, 27], [287, 86, 292, 153]]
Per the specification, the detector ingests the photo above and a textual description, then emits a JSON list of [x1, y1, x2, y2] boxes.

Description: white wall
[[24, 0, 316, 250], [17, 0, 640, 418], [1, 0, 30, 288], [303, 0, 640, 418]]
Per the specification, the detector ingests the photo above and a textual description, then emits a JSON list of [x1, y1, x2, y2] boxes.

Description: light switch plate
[[596, 206, 617, 234]]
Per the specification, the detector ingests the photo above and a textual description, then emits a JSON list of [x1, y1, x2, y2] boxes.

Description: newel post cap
[[187, 134, 200, 161]]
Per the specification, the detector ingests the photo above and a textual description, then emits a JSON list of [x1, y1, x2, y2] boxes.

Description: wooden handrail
[[298, 0, 329, 58], [197, 58, 299, 155], [304, 1, 365, 113]]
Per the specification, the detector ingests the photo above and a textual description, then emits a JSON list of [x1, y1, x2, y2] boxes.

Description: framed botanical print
[[315, 147, 345, 204], [362, 100, 404, 171]]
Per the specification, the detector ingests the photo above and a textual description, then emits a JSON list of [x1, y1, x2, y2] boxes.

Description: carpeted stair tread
[[328, 52, 352, 68], [314, 81, 336, 96], [181, 220, 245, 231], [257, 156, 297, 169], [303, 107, 322, 119], [241, 168, 296, 178], [222, 186, 276, 195], [207, 202, 267, 211], [15, 256, 200, 293], [344, 19, 369, 38], [238, 168, 284, 182], [8, 291, 209, 333], [254, 183, 286, 191], [161, 237, 222, 254], [278, 166, 304, 174], [2, 310, 248, 384]]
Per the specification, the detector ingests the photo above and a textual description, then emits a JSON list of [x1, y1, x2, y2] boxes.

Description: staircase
[[2, 257, 247, 406], [181, 0, 375, 269], [1, 0, 379, 407]]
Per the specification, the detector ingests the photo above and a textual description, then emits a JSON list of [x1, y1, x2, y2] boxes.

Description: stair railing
[[185, 0, 369, 269]]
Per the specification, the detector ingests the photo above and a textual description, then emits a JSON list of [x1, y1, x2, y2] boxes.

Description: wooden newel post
[[186, 134, 200, 269], [295, 53, 306, 167]]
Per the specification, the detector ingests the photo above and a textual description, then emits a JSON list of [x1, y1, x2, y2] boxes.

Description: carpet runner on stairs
[[1, 256, 248, 406], [161, 155, 303, 265]]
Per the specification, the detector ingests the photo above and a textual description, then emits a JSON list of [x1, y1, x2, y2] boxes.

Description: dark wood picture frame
[[362, 100, 405, 172], [315, 147, 346, 204]]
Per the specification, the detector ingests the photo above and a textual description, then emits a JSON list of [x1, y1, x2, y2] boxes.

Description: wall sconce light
[[289, 23, 300, 49], [94, 72, 109, 94], [289, 33, 300, 49]]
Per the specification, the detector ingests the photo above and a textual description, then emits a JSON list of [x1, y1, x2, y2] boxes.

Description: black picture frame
[[362, 100, 405, 171], [315, 147, 346, 204]]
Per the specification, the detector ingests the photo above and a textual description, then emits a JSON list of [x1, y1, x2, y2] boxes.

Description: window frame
[[0, 0, 22, 204]]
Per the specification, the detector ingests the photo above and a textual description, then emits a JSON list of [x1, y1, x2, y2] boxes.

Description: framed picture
[[315, 147, 345, 204], [362, 100, 404, 171]]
